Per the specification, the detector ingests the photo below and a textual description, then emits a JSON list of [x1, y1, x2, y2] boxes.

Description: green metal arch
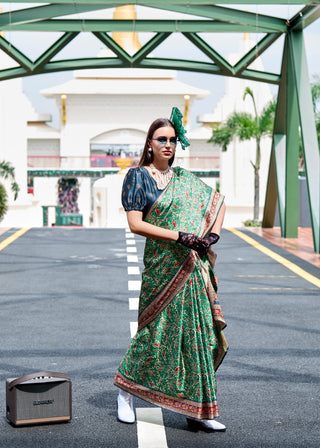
[[0, 2, 318, 82], [0, 1, 319, 252]]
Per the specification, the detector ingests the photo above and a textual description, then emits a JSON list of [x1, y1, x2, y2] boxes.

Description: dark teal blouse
[[121, 167, 163, 218]]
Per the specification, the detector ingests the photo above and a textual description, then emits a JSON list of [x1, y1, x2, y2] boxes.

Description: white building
[[31, 67, 210, 227], [0, 8, 273, 228], [0, 48, 42, 227]]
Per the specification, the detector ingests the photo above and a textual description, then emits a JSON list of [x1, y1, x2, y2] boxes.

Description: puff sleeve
[[121, 168, 147, 213]]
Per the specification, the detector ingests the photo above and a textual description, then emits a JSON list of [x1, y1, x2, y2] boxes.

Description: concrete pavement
[[0, 227, 319, 447]]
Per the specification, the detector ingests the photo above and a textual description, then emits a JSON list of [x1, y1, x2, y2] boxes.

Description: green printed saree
[[114, 167, 227, 419]]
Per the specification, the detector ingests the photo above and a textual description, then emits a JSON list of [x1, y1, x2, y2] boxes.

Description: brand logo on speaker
[[33, 399, 55, 406]]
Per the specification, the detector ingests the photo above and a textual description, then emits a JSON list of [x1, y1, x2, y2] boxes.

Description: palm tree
[[311, 76, 320, 147], [0, 161, 20, 221], [209, 87, 275, 222]]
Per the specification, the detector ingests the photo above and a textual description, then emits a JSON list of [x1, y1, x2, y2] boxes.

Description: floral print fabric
[[114, 167, 227, 419]]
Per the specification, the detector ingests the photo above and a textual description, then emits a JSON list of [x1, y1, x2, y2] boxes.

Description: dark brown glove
[[176, 231, 209, 256], [203, 232, 220, 246]]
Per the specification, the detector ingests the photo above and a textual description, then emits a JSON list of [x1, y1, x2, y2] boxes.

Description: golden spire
[[243, 9, 250, 42], [61, 94, 67, 125], [0, 7, 5, 38], [183, 95, 190, 126], [112, 6, 141, 53]]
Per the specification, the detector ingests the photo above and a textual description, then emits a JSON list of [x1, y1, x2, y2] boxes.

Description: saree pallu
[[114, 167, 227, 419]]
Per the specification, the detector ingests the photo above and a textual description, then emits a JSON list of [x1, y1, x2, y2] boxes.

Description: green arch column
[[263, 30, 320, 253], [289, 30, 320, 253]]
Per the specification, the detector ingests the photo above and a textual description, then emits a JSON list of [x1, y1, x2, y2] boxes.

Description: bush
[[243, 219, 261, 227], [0, 183, 8, 222]]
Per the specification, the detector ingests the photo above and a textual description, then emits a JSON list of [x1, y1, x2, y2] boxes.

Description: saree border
[[199, 258, 228, 371], [200, 261, 226, 326], [114, 371, 219, 420], [138, 251, 197, 331], [200, 189, 225, 238]]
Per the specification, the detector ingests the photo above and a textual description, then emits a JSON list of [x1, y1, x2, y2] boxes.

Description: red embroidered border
[[200, 191, 224, 237], [201, 263, 226, 327], [114, 371, 219, 420], [138, 251, 197, 331]]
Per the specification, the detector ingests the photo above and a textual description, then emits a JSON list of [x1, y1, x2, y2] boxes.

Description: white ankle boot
[[187, 417, 226, 432], [117, 389, 135, 424], [200, 419, 226, 431]]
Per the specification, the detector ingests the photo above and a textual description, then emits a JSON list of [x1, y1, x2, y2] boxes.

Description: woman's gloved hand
[[176, 231, 209, 256], [202, 232, 220, 246]]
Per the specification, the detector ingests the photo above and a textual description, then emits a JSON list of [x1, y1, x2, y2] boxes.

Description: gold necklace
[[149, 164, 173, 190]]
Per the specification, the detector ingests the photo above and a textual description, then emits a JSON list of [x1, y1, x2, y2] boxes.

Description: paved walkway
[[248, 227, 320, 268], [0, 227, 319, 448], [0, 227, 10, 237]]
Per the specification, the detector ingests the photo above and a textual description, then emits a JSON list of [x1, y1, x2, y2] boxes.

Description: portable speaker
[[6, 371, 72, 426]]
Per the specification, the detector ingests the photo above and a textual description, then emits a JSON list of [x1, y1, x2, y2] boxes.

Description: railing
[[27, 155, 139, 169], [27, 155, 220, 171], [90, 154, 139, 168]]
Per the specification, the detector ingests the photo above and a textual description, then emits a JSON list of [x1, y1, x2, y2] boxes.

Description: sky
[[1, 3, 320, 129]]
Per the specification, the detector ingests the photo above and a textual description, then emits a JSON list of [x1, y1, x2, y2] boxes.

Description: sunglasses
[[151, 137, 178, 148]]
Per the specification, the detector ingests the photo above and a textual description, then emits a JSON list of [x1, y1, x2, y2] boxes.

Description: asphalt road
[[0, 227, 319, 448]]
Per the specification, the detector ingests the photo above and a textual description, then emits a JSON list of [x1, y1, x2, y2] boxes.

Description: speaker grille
[[7, 379, 71, 424]]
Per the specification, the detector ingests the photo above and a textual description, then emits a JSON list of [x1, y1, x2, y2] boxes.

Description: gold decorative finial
[[0, 7, 5, 38], [112, 6, 141, 53], [244, 9, 250, 41], [183, 95, 190, 126], [61, 94, 67, 125]]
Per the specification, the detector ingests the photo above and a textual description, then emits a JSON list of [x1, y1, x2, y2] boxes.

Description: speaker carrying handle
[[8, 371, 71, 390]]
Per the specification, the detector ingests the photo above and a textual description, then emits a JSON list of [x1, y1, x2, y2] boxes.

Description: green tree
[[0, 161, 20, 221], [311, 75, 320, 147], [209, 87, 276, 222], [296, 76, 320, 169]]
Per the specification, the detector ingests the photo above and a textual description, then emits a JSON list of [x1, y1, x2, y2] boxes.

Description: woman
[[114, 108, 227, 432]]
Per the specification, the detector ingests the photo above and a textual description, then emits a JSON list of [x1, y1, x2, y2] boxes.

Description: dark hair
[[138, 118, 176, 167]]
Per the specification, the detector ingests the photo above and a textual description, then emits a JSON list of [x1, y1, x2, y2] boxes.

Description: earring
[[148, 147, 152, 153]]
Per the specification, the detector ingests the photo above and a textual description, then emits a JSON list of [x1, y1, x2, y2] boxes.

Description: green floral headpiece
[[170, 107, 190, 150]]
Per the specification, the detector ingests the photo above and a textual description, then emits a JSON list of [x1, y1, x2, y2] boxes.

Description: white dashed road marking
[[126, 247, 137, 253], [129, 297, 139, 310], [130, 321, 138, 338], [125, 230, 167, 447], [126, 239, 136, 245], [136, 408, 168, 448], [128, 280, 141, 291], [128, 266, 140, 275]]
